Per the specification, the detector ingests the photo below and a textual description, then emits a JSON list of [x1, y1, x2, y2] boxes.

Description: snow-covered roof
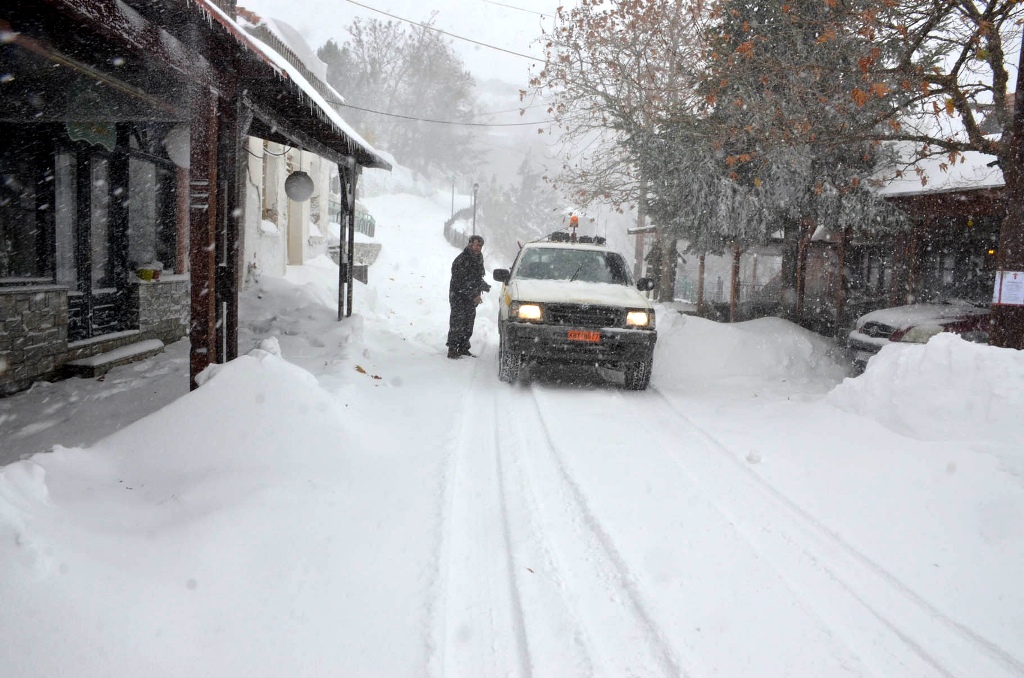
[[244, 34, 379, 157], [193, 0, 389, 170], [870, 112, 1004, 197], [873, 149, 1004, 198], [262, 18, 327, 84], [236, 10, 349, 109]]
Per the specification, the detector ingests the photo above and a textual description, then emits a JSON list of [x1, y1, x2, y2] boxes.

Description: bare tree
[[528, 0, 709, 298], [318, 17, 482, 176]]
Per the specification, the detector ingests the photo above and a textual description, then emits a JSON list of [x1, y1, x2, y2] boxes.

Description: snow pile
[[240, 254, 363, 362], [827, 333, 1024, 442], [0, 349, 384, 677], [654, 312, 848, 388]]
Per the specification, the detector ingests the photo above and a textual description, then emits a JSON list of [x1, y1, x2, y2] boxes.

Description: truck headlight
[[511, 302, 542, 321], [626, 310, 653, 328]]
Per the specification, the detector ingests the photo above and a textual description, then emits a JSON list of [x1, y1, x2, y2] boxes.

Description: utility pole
[[471, 182, 479, 236]]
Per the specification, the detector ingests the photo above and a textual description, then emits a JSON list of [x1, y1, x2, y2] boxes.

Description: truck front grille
[[545, 304, 622, 329]]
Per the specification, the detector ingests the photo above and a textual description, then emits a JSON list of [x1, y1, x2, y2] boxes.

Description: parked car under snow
[[847, 300, 991, 368]]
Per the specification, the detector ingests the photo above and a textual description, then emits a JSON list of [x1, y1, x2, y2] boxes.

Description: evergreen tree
[[680, 0, 908, 307]]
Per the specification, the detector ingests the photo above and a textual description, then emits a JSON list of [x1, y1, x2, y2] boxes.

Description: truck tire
[[623, 355, 652, 391], [498, 331, 522, 384]]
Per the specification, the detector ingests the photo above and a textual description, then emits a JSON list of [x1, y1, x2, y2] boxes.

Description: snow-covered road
[[359, 345, 1021, 678], [2, 185, 1021, 676]]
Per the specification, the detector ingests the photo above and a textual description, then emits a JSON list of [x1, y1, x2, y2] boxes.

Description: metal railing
[[443, 207, 474, 249]]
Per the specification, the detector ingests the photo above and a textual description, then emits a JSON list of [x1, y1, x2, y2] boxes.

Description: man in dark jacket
[[447, 235, 491, 359]]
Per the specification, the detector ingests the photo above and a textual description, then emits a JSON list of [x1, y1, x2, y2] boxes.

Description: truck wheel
[[623, 356, 652, 391], [498, 332, 522, 383]]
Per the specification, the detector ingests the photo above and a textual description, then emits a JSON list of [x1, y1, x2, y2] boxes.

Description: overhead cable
[[340, 102, 551, 127], [341, 0, 546, 63]]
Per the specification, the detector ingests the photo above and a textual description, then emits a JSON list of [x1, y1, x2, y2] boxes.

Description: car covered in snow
[[492, 233, 658, 389], [847, 299, 991, 368]]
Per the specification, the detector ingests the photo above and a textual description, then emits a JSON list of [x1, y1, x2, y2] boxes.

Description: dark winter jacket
[[449, 247, 490, 303]]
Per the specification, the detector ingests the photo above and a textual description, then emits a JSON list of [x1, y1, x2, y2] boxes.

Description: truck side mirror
[[637, 277, 656, 291], [493, 269, 511, 284]]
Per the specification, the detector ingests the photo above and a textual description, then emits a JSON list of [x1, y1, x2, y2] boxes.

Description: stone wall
[[0, 287, 69, 396], [0, 276, 190, 396], [135, 275, 190, 345]]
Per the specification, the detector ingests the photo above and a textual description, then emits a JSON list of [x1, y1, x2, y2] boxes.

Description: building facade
[[0, 0, 388, 395]]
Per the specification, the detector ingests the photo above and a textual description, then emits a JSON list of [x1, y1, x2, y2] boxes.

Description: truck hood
[[509, 279, 652, 308]]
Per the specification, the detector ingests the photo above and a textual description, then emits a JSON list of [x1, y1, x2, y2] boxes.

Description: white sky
[[1, 164, 1023, 675], [239, 0, 559, 85]]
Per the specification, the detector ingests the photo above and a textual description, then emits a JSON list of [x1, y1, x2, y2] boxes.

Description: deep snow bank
[[0, 339, 353, 572], [827, 333, 1024, 443], [0, 341, 387, 676], [654, 311, 848, 388]]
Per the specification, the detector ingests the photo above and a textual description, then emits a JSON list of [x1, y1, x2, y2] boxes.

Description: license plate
[[855, 350, 874, 363], [567, 330, 600, 343]]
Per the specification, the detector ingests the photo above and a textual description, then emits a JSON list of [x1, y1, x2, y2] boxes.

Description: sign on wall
[[993, 270, 1024, 306]]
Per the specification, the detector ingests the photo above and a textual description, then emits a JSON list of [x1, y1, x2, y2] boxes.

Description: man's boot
[[447, 348, 461, 359]]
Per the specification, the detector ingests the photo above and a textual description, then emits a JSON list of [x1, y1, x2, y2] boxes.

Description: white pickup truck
[[492, 234, 658, 390]]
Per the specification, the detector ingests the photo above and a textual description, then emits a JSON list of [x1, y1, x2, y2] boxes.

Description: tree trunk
[[729, 243, 740, 322], [795, 218, 813, 318], [696, 253, 706, 316], [633, 178, 648, 280], [658, 237, 678, 302], [990, 38, 1024, 349], [835, 227, 849, 334], [991, 156, 1024, 349], [780, 218, 800, 311]]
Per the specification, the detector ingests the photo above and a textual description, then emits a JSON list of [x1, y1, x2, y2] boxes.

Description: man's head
[[468, 235, 484, 254]]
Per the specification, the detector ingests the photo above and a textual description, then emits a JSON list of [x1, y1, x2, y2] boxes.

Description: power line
[[481, 0, 552, 18], [342, 0, 546, 63], [452, 102, 549, 119], [340, 101, 552, 127]]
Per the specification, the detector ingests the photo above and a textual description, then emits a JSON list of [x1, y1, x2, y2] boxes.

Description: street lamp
[[472, 182, 479, 236]]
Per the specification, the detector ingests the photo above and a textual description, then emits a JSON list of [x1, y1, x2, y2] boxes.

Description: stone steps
[[63, 339, 166, 378]]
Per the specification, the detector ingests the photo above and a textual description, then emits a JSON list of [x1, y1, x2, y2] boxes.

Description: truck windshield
[[516, 248, 632, 285]]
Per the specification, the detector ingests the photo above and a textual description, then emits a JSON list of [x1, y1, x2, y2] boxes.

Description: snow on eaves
[[260, 18, 329, 93], [235, 11, 349, 108], [190, 0, 387, 169], [243, 32, 385, 166], [186, 0, 282, 77]]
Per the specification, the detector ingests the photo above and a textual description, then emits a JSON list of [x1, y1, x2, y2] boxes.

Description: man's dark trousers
[[447, 296, 477, 353]]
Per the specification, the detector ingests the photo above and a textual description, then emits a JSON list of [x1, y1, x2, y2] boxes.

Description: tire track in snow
[[491, 384, 600, 677], [645, 387, 1024, 677], [503, 386, 688, 677], [491, 393, 534, 678], [425, 351, 532, 678], [422, 357, 475, 678], [526, 386, 878, 675]]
